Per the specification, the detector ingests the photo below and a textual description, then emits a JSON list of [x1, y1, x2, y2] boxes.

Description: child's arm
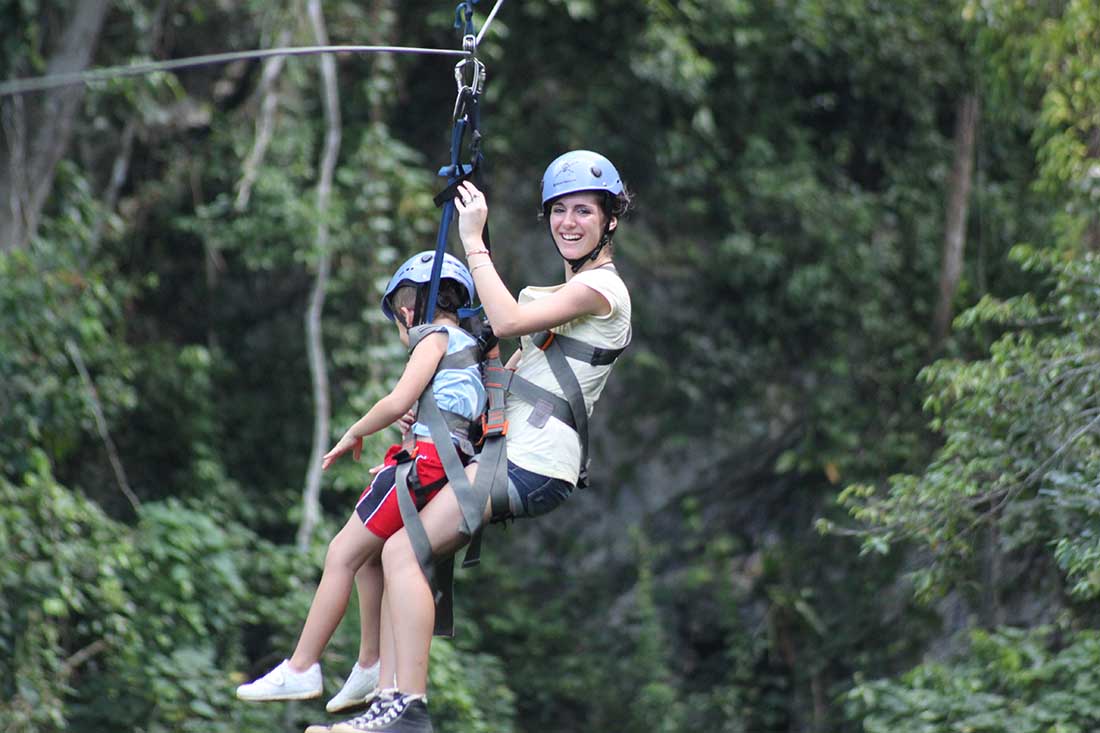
[[322, 332, 448, 469]]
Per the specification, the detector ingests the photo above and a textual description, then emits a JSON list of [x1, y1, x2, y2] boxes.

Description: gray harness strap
[[393, 324, 483, 637], [493, 370, 576, 428], [392, 458, 453, 636], [390, 325, 627, 634], [458, 356, 510, 569], [437, 344, 481, 371], [530, 330, 626, 366], [533, 333, 593, 487], [495, 330, 625, 490]]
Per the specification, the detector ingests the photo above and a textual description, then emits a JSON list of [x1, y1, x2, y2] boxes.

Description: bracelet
[[470, 261, 494, 273], [465, 248, 490, 258]]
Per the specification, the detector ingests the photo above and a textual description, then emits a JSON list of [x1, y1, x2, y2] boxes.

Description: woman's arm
[[454, 181, 610, 338], [322, 332, 446, 468]]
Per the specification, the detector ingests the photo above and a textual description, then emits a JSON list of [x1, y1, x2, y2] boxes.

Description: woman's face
[[548, 192, 615, 261]]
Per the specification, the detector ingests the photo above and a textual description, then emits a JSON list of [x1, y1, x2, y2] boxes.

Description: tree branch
[[297, 0, 342, 552], [64, 338, 141, 514], [61, 639, 108, 679], [235, 27, 294, 212]]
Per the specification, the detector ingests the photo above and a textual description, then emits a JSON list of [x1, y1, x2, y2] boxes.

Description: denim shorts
[[503, 462, 574, 519]]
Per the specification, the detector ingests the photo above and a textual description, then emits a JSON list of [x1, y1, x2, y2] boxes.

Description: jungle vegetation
[[2, 1, 1099, 731]]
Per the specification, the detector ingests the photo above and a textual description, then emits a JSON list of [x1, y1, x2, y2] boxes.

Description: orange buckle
[[537, 331, 556, 351], [481, 411, 508, 438]]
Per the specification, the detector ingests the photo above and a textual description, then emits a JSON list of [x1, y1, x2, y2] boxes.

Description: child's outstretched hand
[[397, 408, 416, 437], [322, 433, 362, 470]]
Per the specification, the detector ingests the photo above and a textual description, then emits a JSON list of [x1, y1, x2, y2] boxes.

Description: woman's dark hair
[[607, 187, 635, 219]]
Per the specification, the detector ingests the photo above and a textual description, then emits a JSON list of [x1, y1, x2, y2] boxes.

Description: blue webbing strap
[[455, 0, 479, 37], [423, 0, 484, 323]]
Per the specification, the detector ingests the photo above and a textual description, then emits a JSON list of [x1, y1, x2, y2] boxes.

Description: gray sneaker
[[331, 693, 432, 733], [326, 688, 398, 733]]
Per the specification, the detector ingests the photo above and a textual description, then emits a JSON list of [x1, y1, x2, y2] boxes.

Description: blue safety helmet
[[381, 250, 476, 322], [540, 150, 624, 207]]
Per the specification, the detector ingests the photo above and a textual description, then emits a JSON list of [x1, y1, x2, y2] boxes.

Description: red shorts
[[355, 442, 453, 539]]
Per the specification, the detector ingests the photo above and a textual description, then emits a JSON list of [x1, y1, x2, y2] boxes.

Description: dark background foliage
[[3, 1, 1099, 731]]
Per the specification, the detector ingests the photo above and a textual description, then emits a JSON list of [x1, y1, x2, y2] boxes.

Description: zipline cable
[[0, 44, 468, 97], [476, 0, 508, 46]]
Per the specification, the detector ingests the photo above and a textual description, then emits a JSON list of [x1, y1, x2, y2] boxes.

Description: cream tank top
[[504, 266, 631, 484]]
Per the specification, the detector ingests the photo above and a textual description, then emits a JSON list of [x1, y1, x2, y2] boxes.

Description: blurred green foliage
[[2, 0, 1099, 732]]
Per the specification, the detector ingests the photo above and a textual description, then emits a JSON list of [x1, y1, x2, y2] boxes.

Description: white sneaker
[[236, 659, 322, 701], [326, 660, 381, 713]]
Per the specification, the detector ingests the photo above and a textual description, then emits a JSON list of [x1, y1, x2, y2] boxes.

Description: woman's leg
[[354, 559, 382, 667], [288, 512, 383, 672], [381, 463, 485, 694]]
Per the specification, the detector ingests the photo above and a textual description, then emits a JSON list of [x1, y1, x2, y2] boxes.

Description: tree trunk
[[1086, 127, 1100, 252], [931, 93, 980, 351], [296, 0, 342, 553], [0, 0, 110, 250], [235, 27, 294, 212]]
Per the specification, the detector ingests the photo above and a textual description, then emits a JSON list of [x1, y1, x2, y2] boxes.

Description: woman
[[331, 150, 633, 733]]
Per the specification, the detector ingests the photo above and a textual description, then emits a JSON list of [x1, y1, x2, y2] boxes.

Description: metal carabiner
[[452, 56, 486, 120], [453, 56, 485, 96]]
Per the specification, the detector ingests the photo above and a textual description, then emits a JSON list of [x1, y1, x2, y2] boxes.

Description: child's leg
[[288, 512, 382, 672], [353, 559, 382, 668], [378, 587, 396, 689]]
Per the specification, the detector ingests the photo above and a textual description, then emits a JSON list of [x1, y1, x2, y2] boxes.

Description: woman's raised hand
[[453, 181, 488, 250]]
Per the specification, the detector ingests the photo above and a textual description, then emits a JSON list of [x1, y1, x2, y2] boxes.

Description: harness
[[391, 323, 482, 636], [393, 321, 627, 636]]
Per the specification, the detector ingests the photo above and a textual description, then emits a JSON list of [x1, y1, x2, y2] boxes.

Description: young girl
[[236, 252, 486, 715]]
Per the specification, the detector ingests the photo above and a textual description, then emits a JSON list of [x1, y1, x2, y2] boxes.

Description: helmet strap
[[561, 230, 610, 273]]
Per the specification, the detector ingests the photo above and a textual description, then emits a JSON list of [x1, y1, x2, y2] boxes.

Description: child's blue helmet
[[540, 150, 624, 207], [381, 251, 475, 322]]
